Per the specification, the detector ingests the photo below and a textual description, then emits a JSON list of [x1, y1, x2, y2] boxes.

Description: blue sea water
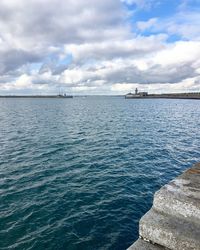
[[0, 96, 200, 250]]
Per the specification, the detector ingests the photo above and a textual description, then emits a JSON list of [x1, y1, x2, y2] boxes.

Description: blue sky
[[126, 0, 180, 20], [0, 0, 200, 94], [128, 0, 181, 40]]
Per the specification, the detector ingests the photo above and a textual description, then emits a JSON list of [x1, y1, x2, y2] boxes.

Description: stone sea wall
[[128, 162, 200, 250]]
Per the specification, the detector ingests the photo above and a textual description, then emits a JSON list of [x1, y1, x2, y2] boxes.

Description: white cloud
[[65, 34, 166, 63], [111, 83, 138, 92], [137, 18, 157, 31], [0, 0, 200, 94], [153, 41, 200, 66], [142, 10, 200, 40], [121, 0, 155, 10]]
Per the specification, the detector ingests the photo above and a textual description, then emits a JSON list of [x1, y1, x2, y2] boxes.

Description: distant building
[[125, 89, 148, 98], [139, 91, 148, 96]]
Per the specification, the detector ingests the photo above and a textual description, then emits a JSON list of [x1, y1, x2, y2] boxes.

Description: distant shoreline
[[125, 93, 200, 100], [0, 95, 73, 98], [0, 93, 200, 99]]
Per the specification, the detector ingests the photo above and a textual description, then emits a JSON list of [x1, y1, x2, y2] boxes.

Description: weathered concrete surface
[[128, 163, 200, 250], [153, 163, 200, 221], [127, 239, 167, 250], [140, 208, 200, 250]]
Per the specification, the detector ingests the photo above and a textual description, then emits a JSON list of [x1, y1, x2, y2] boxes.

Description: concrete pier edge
[[128, 162, 200, 250]]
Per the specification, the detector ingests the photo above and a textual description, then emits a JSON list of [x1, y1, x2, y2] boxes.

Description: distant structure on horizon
[[125, 88, 148, 98], [125, 89, 200, 99], [0, 93, 73, 98]]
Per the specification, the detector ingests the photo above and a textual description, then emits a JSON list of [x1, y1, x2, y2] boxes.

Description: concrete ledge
[[128, 163, 200, 250], [140, 208, 200, 250], [153, 163, 200, 221]]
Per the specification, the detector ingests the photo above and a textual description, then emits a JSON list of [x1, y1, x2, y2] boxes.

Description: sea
[[0, 96, 200, 250]]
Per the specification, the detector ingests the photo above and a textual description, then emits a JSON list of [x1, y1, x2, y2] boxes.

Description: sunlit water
[[0, 96, 200, 250]]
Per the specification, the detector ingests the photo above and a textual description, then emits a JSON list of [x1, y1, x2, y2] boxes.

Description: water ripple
[[0, 97, 200, 250]]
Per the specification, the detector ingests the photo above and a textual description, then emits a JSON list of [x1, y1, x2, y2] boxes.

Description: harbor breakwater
[[128, 162, 200, 250], [125, 93, 200, 99], [0, 95, 73, 98]]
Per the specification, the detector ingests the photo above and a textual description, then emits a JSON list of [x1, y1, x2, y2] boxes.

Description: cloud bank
[[0, 0, 200, 94]]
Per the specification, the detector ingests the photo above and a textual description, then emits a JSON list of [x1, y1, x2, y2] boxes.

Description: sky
[[0, 0, 200, 95]]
